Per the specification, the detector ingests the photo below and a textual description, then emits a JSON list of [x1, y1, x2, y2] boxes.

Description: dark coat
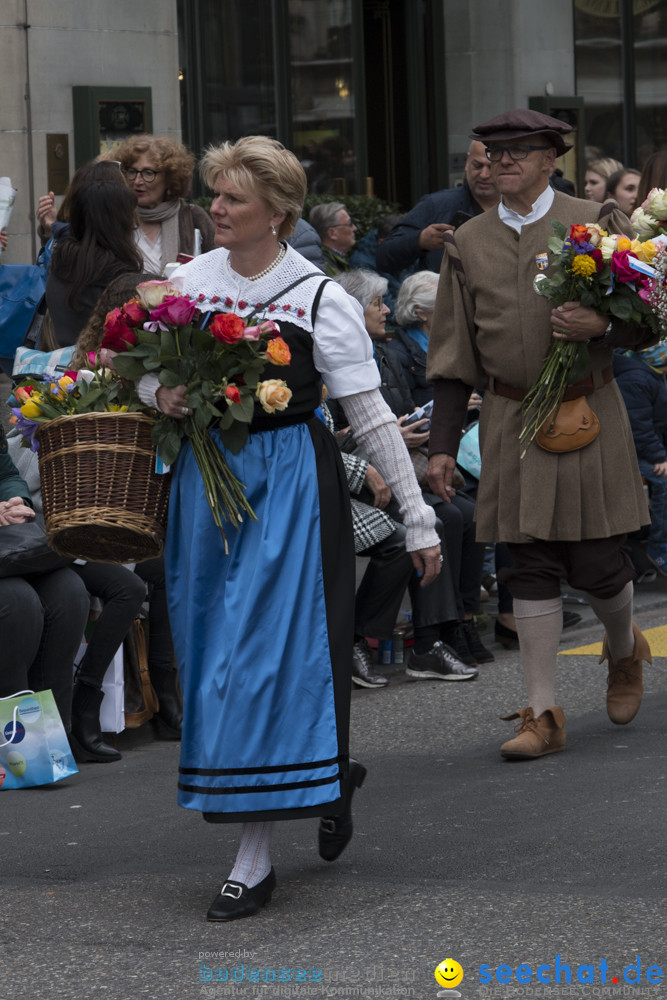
[[384, 327, 431, 408], [613, 350, 667, 465], [376, 182, 484, 276]]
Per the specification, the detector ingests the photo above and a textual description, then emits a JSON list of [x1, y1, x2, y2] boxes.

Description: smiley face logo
[[435, 959, 464, 989]]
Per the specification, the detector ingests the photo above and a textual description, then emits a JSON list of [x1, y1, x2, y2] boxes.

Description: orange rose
[[265, 336, 291, 366], [256, 379, 292, 414], [210, 313, 245, 344]]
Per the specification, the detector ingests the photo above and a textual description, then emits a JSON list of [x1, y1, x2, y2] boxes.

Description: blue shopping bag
[[0, 263, 47, 357], [0, 689, 78, 789]]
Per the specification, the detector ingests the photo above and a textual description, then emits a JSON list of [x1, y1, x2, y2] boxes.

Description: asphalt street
[[1, 581, 666, 1000]]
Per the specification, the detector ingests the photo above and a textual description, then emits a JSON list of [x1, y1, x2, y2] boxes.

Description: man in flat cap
[[426, 109, 654, 759]]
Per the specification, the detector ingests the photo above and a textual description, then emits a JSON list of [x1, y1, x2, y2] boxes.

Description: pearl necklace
[[239, 242, 287, 282]]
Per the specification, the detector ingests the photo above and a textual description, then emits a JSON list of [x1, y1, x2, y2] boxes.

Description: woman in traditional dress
[[137, 136, 441, 922]]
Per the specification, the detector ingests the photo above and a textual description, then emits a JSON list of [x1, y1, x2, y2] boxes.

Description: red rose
[[121, 298, 148, 325], [225, 385, 241, 404], [590, 248, 604, 271], [570, 225, 592, 245], [102, 308, 137, 351], [210, 312, 245, 343]]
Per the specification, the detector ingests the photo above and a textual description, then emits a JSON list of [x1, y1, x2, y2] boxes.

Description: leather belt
[[488, 366, 614, 402]]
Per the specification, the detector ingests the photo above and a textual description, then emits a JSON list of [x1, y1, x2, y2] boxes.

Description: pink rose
[[611, 250, 639, 283], [150, 295, 197, 326]]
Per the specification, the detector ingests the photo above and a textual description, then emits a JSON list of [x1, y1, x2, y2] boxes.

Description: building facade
[[1, 0, 665, 265]]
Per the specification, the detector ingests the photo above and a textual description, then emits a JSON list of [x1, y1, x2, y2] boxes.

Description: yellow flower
[[107, 405, 129, 412], [571, 254, 597, 278], [256, 379, 292, 414], [617, 236, 632, 252], [635, 240, 658, 262], [20, 400, 42, 419]]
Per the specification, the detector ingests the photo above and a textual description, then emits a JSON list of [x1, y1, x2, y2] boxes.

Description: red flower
[[297, 308, 305, 317], [121, 298, 148, 325], [102, 308, 137, 352], [282, 304, 290, 312], [224, 297, 233, 307], [225, 385, 241, 404], [590, 248, 604, 271], [238, 300, 247, 309], [211, 295, 219, 304], [268, 303, 277, 312], [210, 312, 245, 343], [569, 225, 592, 244]]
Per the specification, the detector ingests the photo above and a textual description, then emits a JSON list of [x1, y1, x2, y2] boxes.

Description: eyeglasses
[[370, 295, 384, 310], [485, 145, 551, 162], [123, 167, 161, 183], [330, 219, 356, 229]]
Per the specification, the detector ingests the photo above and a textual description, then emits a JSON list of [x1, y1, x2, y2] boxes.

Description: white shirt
[[498, 184, 555, 234]]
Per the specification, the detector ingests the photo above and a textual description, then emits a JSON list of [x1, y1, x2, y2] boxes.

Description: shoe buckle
[[320, 818, 337, 834], [220, 881, 243, 899]]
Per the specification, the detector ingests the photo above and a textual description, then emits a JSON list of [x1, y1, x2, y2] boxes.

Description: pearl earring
[[271, 224, 277, 237]]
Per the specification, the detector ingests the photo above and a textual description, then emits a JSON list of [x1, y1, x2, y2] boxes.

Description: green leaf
[[551, 220, 568, 240], [547, 236, 563, 255], [219, 420, 250, 455], [156, 428, 183, 467], [192, 328, 215, 352], [609, 297, 634, 322], [112, 355, 150, 380], [159, 369, 186, 387], [160, 330, 177, 356]]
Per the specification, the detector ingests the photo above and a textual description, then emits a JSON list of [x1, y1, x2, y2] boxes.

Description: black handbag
[[0, 520, 72, 578]]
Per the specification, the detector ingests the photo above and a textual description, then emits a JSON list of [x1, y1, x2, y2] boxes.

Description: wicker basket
[[38, 412, 171, 563]]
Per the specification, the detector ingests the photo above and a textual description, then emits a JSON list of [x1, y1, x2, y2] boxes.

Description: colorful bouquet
[[98, 279, 293, 546], [525, 220, 661, 454], [10, 366, 144, 452]]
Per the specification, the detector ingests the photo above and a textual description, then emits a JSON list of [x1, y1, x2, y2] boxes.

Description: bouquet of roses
[[631, 187, 667, 240], [10, 366, 144, 452], [98, 279, 293, 547], [524, 220, 661, 455]]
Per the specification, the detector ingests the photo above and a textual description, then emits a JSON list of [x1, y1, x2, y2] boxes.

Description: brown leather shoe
[[499, 706, 566, 759], [600, 621, 651, 725]]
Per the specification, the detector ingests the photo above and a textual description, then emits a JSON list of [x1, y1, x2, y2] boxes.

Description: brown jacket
[[427, 192, 654, 543]]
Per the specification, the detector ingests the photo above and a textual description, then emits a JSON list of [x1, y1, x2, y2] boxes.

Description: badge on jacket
[[535, 252, 549, 271]]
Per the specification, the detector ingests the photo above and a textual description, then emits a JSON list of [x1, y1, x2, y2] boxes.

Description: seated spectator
[[333, 268, 492, 668], [6, 428, 146, 762], [46, 161, 143, 346], [320, 401, 477, 686], [349, 213, 412, 319], [0, 426, 89, 732], [286, 217, 326, 272], [308, 202, 357, 275], [614, 343, 667, 575]]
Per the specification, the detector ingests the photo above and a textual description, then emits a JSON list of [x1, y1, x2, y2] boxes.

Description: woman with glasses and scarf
[[115, 135, 215, 274]]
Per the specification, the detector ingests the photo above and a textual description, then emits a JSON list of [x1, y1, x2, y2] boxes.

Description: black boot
[[151, 669, 182, 739], [70, 681, 122, 763], [318, 759, 367, 862]]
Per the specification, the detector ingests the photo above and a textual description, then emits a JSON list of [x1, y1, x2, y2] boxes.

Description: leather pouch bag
[[0, 520, 71, 577], [535, 396, 600, 453]]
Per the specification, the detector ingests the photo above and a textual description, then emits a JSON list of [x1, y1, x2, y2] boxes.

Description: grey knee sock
[[513, 597, 563, 718], [585, 581, 634, 661]]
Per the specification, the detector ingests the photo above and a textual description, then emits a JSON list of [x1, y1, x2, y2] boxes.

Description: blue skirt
[[164, 417, 354, 822]]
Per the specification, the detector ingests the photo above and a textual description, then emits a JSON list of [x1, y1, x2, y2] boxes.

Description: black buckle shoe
[[206, 867, 276, 922], [318, 759, 367, 861]]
